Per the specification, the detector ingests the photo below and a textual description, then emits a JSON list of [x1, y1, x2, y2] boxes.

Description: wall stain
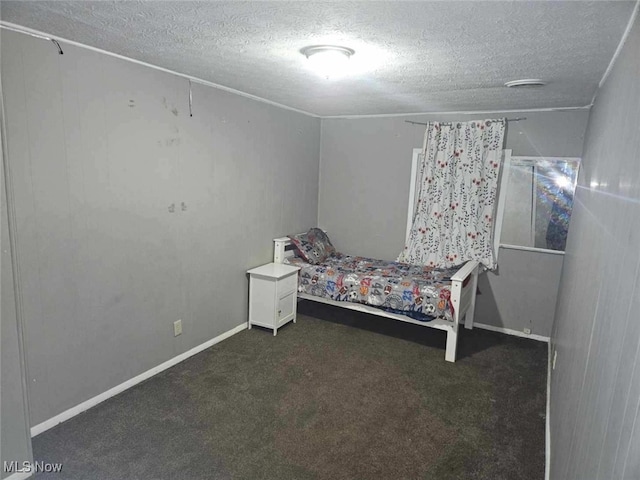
[[161, 97, 179, 116]]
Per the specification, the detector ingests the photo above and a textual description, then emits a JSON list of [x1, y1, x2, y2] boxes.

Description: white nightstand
[[247, 263, 300, 336]]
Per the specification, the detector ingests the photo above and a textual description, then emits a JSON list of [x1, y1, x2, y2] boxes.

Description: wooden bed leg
[[464, 310, 474, 330], [445, 326, 458, 362], [464, 268, 479, 330]]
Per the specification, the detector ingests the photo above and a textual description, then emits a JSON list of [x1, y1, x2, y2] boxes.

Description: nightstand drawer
[[278, 291, 295, 321], [279, 272, 298, 294]]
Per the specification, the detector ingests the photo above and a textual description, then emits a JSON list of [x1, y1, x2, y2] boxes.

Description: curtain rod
[[405, 117, 526, 126], [1, 24, 63, 54]]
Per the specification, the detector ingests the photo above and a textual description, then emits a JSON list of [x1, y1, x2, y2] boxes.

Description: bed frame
[[272, 237, 479, 362]]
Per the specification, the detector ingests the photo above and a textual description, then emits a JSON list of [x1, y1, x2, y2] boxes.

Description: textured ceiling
[[1, 1, 636, 116]]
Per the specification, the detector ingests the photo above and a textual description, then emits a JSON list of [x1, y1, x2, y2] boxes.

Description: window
[[500, 156, 580, 252]]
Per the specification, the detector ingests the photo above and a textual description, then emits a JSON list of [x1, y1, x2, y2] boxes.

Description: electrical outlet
[[523, 328, 532, 335], [174, 319, 182, 337], [552, 350, 558, 370]]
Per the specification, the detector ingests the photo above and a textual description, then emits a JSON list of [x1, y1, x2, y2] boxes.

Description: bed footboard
[[445, 260, 480, 362]]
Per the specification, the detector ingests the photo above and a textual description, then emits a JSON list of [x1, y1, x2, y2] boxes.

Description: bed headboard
[[273, 230, 329, 263], [273, 236, 296, 263]]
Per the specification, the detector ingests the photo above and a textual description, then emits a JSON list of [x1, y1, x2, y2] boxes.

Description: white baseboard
[[30, 322, 247, 437], [473, 322, 550, 343], [545, 342, 552, 480], [4, 471, 33, 480]]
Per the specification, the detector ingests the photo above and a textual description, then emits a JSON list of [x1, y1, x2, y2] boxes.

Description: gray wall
[[1, 99, 33, 476], [550, 15, 640, 480], [474, 248, 563, 337], [1, 30, 320, 426], [319, 110, 589, 336]]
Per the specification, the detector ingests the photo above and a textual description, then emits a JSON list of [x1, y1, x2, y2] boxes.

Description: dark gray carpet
[[33, 301, 547, 480]]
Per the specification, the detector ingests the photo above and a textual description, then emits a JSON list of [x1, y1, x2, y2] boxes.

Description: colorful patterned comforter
[[284, 254, 458, 322]]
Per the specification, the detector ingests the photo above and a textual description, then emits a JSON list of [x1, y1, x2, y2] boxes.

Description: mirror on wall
[[500, 156, 580, 252]]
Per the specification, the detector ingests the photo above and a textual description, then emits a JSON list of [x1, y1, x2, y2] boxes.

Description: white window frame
[[499, 155, 581, 256]]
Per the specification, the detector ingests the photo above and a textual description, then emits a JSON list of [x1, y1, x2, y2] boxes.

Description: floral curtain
[[398, 119, 506, 270]]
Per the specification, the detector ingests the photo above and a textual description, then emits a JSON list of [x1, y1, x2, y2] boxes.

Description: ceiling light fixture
[[301, 45, 355, 79], [504, 79, 547, 88]]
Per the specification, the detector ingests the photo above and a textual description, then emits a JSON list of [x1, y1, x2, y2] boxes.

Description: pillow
[[289, 228, 336, 264]]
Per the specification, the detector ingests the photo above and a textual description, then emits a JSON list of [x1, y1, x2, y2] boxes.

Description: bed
[[269, 149, 510, 362], [273, 234, 479, 362]]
